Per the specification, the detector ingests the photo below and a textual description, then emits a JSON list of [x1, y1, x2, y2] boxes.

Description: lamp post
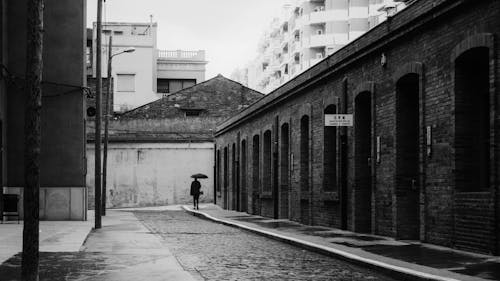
[[102, 36, 134, 216], [95, 0, 103, 229]]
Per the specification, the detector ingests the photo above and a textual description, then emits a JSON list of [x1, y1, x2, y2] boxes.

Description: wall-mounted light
[[426, 126, 432, 158], [376, 136, 381, 164], [380, 53, 387, 67]]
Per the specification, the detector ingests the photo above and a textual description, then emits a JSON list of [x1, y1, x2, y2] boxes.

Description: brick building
[[86, 75, 263, 208], [214, 0, 500, 255]]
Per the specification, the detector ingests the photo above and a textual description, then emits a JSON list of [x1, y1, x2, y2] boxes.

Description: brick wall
[[214, 0, 500, 254]]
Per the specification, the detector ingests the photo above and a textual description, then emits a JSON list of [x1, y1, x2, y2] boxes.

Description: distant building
[[88, 22, 208, 112], [157, 49, 207, 97], [1, 0, 87, 220], [240, 0, 406, 94], [86, 75, 263, 208]]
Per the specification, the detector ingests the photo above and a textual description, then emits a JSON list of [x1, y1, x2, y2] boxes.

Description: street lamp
[[102, 36, 135, 216]]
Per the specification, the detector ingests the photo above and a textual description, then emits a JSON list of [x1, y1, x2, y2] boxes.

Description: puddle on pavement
[[0, 252, 171, 280], [296, 227, 385, 242], [364, 244, 488, 269], [453, 261, 500, 280], [300, 226, 332, 233], [361, 244, 500, 280], [232, 217, 269, 222], [254, 221, 302, 229]]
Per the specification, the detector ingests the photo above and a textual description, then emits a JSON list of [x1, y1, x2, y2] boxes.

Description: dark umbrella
[[191, 173, 208, 179]]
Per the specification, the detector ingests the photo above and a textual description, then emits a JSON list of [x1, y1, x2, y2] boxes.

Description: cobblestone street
[[135, 210, 398, 281]]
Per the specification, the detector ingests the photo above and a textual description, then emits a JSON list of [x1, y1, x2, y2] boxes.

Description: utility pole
[[102, 35, 112, 216], [94, 0, 103, 229], [22, 0, 44, 280]]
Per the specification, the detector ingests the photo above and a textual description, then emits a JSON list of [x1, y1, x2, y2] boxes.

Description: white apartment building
[[242, 0, 406, 94], [92, 22, 207, 112]]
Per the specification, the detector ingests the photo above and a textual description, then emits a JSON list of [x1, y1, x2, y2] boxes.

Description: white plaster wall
[[87, 142, 214, 208], [109, 46, 157, 112]]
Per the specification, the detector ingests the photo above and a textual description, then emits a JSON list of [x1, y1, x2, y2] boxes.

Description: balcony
[[304, 9, 347, 25], [307, 34, 335, 48], [157, 50, 206, 61]]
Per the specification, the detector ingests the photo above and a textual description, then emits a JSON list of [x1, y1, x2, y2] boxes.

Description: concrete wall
[[86, 142, 214, 208], [3, 0, 86, 220], [215, 0, 500, 255]]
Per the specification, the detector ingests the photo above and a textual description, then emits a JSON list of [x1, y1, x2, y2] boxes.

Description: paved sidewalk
[[0, 215, 93, 264], [0, 209, 196, 281], [183, 204, 500, 281]]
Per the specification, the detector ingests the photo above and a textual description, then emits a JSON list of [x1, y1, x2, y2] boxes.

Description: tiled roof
[[119, 75, 264, 119]]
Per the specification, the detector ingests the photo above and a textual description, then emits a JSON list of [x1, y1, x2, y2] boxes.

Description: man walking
[[190, 178, 202, 210]]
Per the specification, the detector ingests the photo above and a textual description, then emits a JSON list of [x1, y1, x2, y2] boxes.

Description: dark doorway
[[252, 135, 260, 215], [300, 115, 310, 225], [232, 143, 237, 211], [223, 147, 228, 209], [273, 131, 279, 220], [340, 132, 348, 230], [354, 92, 372, 233], [216, 149, 220, 204], [455, 47, 490, 192], [241, 139, 248, 213], [263, 131, 272, 193], [454, 47, 492, 253], [280, 123, 290, 219], [396, 73, 420, 240], [324, 105, 337, 191]]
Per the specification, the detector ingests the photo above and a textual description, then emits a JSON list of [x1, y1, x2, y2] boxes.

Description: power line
[[0, 63, 92, 98]]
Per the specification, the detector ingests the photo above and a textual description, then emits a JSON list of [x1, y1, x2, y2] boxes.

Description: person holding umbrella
[[190, 173, 207, 210]]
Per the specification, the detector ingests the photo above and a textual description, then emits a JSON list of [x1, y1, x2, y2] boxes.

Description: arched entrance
[[354, 91, 372, 233], [395, 73, 420, 240]]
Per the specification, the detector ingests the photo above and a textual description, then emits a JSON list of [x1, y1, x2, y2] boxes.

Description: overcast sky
[[87, 0, 289, 79]]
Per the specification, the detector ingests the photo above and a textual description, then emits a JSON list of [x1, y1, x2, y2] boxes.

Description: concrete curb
[[182, 206, 460, 281]]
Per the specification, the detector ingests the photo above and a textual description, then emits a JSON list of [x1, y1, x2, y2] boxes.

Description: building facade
[[1, 0, 87, 220], [240, 0, 406, 93], [90, 22, 207, 112], [215, 0, 500, 255], [86, 75, 263, 208]]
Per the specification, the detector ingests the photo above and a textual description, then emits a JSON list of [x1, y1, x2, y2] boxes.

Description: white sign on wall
[[324, 114, 353, 127]]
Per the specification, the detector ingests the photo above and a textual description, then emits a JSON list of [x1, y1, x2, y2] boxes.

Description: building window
[[184, 110, 202, 117], [157, 79, 196, 94], [102, 30, 112, 35], [113, 31, 123, 35], [117, 74, 135, 92], [86, 46, 92, 65]]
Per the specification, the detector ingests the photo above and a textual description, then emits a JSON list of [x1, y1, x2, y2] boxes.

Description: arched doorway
[[354, 92, 372, 233], [395, 73, 420, 240], [280, 123, 290, 219], [241, 139, 248, 213], [252, 135, 260, 215], [300, 115, 310, 224]]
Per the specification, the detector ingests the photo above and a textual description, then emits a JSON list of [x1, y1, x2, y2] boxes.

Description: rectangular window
[[86, 46, 92, 65], [157, 79, 196, 94], [117, 74, 135, 92]]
